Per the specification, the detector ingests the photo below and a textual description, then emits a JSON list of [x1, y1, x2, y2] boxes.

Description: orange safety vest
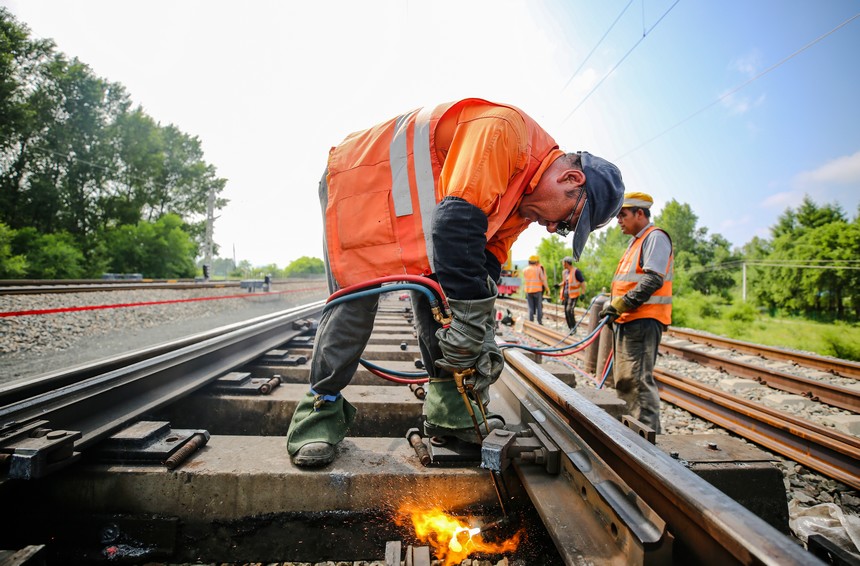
[[568, 268, 582, 298], [522, 264, 544, 294], [324, 98, 559, 287], [610, 226, 673, 325]]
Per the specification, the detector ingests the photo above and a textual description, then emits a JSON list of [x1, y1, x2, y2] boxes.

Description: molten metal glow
[[396, 506, 521, 566]]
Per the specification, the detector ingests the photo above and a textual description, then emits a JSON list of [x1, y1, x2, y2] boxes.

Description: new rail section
[[0, 296, 830, 565]]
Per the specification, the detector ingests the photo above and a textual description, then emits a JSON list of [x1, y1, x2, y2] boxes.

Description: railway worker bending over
[[599, 192, 674, 434], [287, 98, 625, 467]]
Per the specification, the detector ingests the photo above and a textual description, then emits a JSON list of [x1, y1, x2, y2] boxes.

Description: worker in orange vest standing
[[286, 98, 625, 467], [599, 192, 673, 433], [559, 256, 586, 329], [523, 255, 549, 325]]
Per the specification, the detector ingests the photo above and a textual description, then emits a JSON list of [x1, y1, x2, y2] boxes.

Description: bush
[[725, 301, 758, 323], [820, 325, 860, 361], [672, 291, 724, 327]]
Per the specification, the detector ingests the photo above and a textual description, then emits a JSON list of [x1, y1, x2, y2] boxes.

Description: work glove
[[598, 296, 632, 323], [435, 278, 504, 395]]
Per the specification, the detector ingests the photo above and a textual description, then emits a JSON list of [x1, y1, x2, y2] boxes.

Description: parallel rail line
[[665, 327, 860, 380], [522, 323, 860, 491]]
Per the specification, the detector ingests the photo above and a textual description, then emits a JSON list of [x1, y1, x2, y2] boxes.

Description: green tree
[[0, 221, 28, 277], [534, 235, 570, 302], [104, 214, 196, 278], [284, 256, 325, 277], [12, 227, 85, 278], [751, 197, 858, 320], [655, 200, 739, 298], [0, 9, 229, 277]]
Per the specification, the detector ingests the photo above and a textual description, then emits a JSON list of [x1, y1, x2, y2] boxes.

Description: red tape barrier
[[0, 286, 326, 318]]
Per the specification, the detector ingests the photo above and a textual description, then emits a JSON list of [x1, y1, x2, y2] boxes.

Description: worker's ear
[[559, 169, 586, 187]]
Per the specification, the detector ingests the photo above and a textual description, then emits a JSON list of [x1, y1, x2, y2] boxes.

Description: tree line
[[0, 8, 226, 279], [531, 196, 859, 322]]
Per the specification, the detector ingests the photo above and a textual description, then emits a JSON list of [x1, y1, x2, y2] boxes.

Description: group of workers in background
[[285, 98, 673, 467], [521, 254, 586, 329]]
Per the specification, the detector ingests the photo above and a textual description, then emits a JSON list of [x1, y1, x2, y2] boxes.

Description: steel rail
[[0, 304, 325, 405], [500, 296, 860, 381], [0, 279, 239, 295], [503, 349, 820, 566], [1, 302, 324, 466], [655, 368, 860, 490], [0, 278, 322, 295], [519, 311, 858, 412], [666, 327, 860, 380], [522, 322, 860, 490], [659, 341, 860, 412]]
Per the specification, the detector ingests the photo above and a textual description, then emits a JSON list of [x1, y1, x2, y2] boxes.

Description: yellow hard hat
[[621, 192, 654, 208], [528, 255, 540, 263]]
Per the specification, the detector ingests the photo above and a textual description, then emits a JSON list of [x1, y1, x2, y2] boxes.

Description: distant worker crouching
[[599, 192, 673, 434]]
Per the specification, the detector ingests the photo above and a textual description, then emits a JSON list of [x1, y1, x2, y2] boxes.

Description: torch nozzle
[[478, 516, 511, 534]]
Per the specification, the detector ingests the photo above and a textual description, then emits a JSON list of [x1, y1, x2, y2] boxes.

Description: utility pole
[[742, 262, 747, 302], [203, 186, 214, 280]]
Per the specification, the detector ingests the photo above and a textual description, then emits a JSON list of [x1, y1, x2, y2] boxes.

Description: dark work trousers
[[563, 296, 579, 329], [611, 318, 663, 434], [526, 292, 544, 324]]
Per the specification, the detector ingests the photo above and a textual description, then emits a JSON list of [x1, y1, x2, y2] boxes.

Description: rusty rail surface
[[499, 296, 860, 393], [666, 327, 860, 380], [655, 368, 860, 490], [658, 340, 860, 413], [521, 322, 860, 490]]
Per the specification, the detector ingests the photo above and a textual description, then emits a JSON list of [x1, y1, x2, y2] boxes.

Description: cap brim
[[571, 199, 592, 262]]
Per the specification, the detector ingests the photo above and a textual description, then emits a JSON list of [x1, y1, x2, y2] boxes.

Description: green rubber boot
[[286, 392, 356, 463]]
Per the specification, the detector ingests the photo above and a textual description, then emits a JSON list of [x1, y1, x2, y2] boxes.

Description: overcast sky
[[2, 0, 859, 268]]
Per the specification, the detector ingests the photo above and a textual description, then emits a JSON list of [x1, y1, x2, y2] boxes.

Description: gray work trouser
[[611, 318, 663, 434], [526, 292, 544, 324]]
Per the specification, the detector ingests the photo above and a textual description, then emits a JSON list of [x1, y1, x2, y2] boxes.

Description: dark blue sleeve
[[431, 196, 494, 300]]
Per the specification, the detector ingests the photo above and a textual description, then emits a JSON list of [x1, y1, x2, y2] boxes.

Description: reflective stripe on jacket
[[523, 265, 544, 294], [324, 98, 559, 287], [611, 226, 673, 325]]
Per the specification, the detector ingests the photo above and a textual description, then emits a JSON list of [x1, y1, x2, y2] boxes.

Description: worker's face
[[518, 165, 587, 235], [616, 207, 647, 235]]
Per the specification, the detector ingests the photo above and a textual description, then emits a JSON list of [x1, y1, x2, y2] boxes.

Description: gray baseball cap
[[571, 151, 625, 261]]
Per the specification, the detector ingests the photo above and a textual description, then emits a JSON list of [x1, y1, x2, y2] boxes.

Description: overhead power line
[[561, 0, 681, 125], [561, 0, 634, 92], [616, 12, 860, 160]]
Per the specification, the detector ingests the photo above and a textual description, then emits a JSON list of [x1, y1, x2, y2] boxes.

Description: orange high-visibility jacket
[[325, 98, 560, 287], [522, 264, 546, 294], [568, 269, 583, 298], [610, 226, 674, 325]]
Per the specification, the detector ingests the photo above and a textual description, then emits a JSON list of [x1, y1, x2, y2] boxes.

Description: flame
[[396, 505, 521, 566]]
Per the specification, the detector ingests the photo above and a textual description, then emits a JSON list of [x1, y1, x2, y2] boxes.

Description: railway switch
[[481, 422, 560, 475], [0, 419, 82, 479]]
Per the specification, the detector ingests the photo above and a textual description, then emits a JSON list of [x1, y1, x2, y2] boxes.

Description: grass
[[673, 294, 860, 361]]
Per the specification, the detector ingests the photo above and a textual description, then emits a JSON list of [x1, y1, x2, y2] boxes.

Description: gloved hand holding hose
[[435, 277, 504, 397], [599, 296, 632, 323]]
